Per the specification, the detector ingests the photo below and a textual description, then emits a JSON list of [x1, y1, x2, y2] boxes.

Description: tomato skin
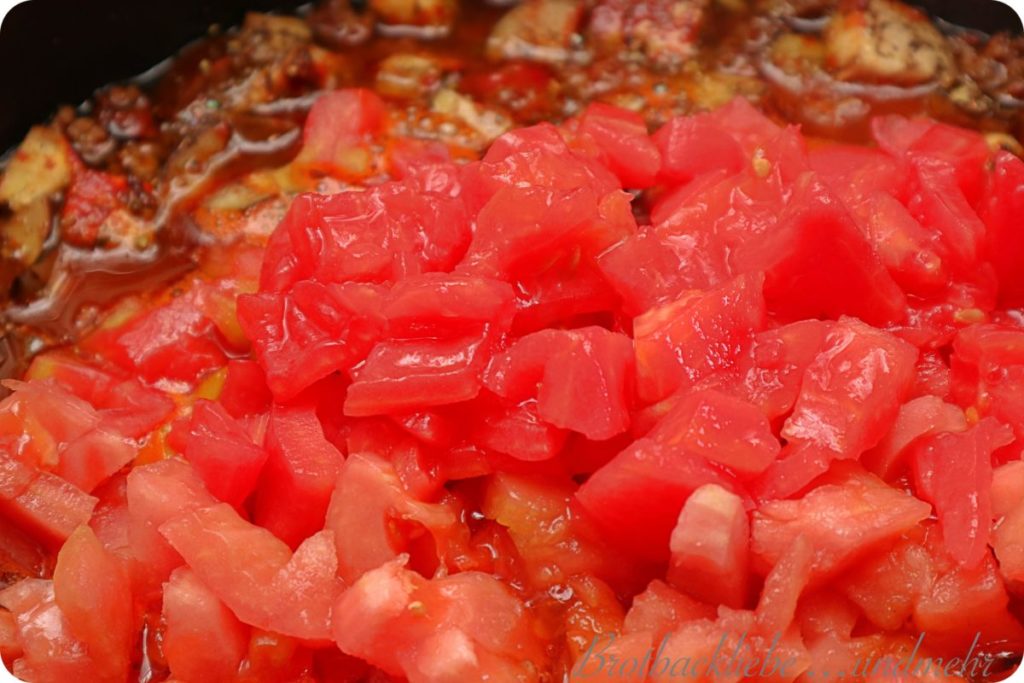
[[163, 567, 249, 683], [668, 484, 751, 608], [52, 526, 133, 683], [634, 272, 765, 404], [251, 405, 343, 548], [754, 317, 918, 500], [183, 400, 268, 508], [910, 417, 1012, 569], [579, 102, 660, 188], [239, 280, 387, 401]]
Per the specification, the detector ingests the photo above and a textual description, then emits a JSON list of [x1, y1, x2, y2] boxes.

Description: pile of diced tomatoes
[[2, 89, 1024, 683]]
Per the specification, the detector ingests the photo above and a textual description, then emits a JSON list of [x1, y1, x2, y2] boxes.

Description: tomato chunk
[[910, 417, 1013, 568], [52, 526, 133, 682], [238, 280, 387, 401], [755, 317, 917, 500], [163, 567, 249, 683], [668, 484, 751, 608], [634, 273, 765, 404], [576, 437, 739, 562], [752, 466, 931, 579], [160, 503, 341, 641], [579, 102, 660, 188], [651, 389, 780, 477], [252, 405, 343, 548], [182, 400, 268, 508]]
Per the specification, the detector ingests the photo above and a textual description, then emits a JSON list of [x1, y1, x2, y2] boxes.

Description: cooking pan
[[0, 0, 1021, 152]]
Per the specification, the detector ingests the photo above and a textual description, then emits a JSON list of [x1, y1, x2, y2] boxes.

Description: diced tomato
[[862, 395, 967, 481], [125, 459, 218, 601], [238, 280, 387, 401], [597, 227, 726, 317], [487, 326, 634, 440], [622, 580, 716, 640], [906, 158, 987, 275], [732, 320, 829, 420], [52, 526, 133, 682], [182, 400, 268, 508], [651, 389, 780, 477], [576, 437, 739, 562], [0, 579, 96, 682], [459, 184, 633, 279], [578, 102, 660, 188], [218, 359, 272, 418], [981, 152, 1024, 307], [910, 417, 1013, 568], [733, 176, 906, 326], [344, 329, 493, 416], [163, 566, 249, 683], [252, 405, 343, 548], [0, 451, 97, 551], [25, 352, 174, 439], [994, 496, 1024, 584], [482, 473, 627, 590], [383, 273, 515, 338], [755, 535, 813, 635], [299, 89, 388, 178], [261, 186, 470, 292], [653, 114, 746, 183], [668, 484, 750, 608], [325, 453, 463, 583], [160, 503, 341, 641], [913, 526, 1024, 653], [570, 630, 652, 682], [840, 532, 932, 631], [871, 115, 990, 206], [0, 379, 137, 493], [993, 459, 1024, 519], [634, 272, 765, 404], [472, 398, 568, 462], [60, 168, 129, 247], [88, 291, 228, 387], [332, 559, 543, 681], [751, 466, 931, 579], [510, 258, 620, 334], [755, 317, 917, 500]]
